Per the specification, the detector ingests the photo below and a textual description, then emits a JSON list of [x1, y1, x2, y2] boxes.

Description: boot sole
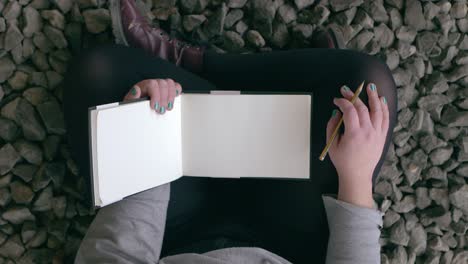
[[110, 0, 129, 46]]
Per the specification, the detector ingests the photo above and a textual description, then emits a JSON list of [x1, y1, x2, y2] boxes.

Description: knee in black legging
[[348, 52, 397, 124]]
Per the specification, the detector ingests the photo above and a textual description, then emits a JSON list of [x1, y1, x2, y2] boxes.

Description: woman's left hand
[[123, 78, 182, 114]]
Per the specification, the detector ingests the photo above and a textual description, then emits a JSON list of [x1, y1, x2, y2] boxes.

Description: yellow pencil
[[319, 81, 365, 161]]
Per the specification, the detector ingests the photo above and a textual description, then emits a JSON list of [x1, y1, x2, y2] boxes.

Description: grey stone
[[449, 184, 468, 216], [16, 98, 47, 141], [452, 250, 468, 264], [22, 37, 36, 59], [375, 180, 392, 197], [310, 4, 329, 26], [0, 173, 12, 188], [404, 0, 426, 31], [374, 23, 394, 49], [227, 0, 247, 8], [429, 189, 450, 211], [13, 140, 43, 165], [348, 30, 373, 51], [251, 0, 274, 38], [31, 165, 51, 191], [0, 17, 5, 32], [450, 2, 467, 19], [457, 18, 468, 33], [53, 196, 66, 218], [379, 162, 402, 181], [35, 100, 66, 135], [393, 129, 411, 147], [436, 13, 454, 38], [458, 35, 468, 50], [426, 72, 449, 94], [2, 1, 21, 21], [271, 22, 289, 48], [23, 87, 49, 106], [26, 228, 47, 248], [182, 15, 206, 32], [30, 0, 51, 9], [329, 0, 362, 12], [383, 209, 400, 228], [395, 26, 417, 43], [0, 235, 25, 259], [0, 144, 21, 175], [408, 109, 424, 132], [456, 163, 468, 177], [41, 10, 65, 30], [31, 50, 50, 71], [447, 64, 468, 82], [354, 9, 373, 29], [224, 9, 243, 28], [2, 207, 35, 224], [51, 0, 73, 13], [224, 31, 245, 51], [0, 117, 18, 141], [245, 30, 265, 48], [416, 31, 439, 54], [385, 49, 399, 71], [415, 187, 431, 210], [82, 9, 111, 34], [10, 181, 34, 204], [21, 221, 36, 244], [8, 71, 28, 91], [0, 56, 16, 83], [43, 25, 67, 49], [180, 0, 208, 13], [441, 105, 468, 127], [390, 219, 409, 246], [389, 246, 407, 264], [363, 1, 389, 23], [389, 8, 402, 30], [46, 162, 65, 188], [417, 94, 450, 111], [430, 146, 453, 166], [397, 41, 416, 59], [0, 187, 11, 207], [277, 4, 296, 24], [46, 71, 63, 89], [291, 24, 313, 39], [5, 23, 24, 52], [32, 185, 53, 211], [294, 0, 314, 10], [408, 224, 426, 256], [22, 6, 42, 38], [419, 134, 446, 154], [428, 236, 450, 252], [12, 164, 38, 182], [426, 166, 447, 182], [205, 3, 227, 37], [392, 195, 416, 213], [435, 125, 460, 141]]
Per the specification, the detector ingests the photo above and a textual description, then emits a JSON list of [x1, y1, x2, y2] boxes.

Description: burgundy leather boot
[[310, 26, 346, 49], [110, 0, 204, 73]]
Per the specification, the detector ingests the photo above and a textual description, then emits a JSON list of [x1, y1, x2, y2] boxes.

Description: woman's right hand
[[123, 78, 182, 114], [326, 83, 389, 208]]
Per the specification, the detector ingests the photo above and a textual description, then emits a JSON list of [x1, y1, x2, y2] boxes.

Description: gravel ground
[[0, 0, 467, 263]]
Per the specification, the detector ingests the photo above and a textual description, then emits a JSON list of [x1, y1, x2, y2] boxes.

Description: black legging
[[63, 44, 397, 263]]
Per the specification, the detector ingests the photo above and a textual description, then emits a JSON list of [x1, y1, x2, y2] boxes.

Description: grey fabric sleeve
[[75, 183, 170, 264], [322, 195, 383, 264]]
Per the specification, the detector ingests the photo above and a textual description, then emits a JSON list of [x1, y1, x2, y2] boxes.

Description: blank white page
[[181, 94, 311, 179], [96, 97, 182, 206]]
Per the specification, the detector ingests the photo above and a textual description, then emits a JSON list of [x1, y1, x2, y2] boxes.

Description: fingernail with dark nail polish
[[168, 101, 173, 109], [342, 85, 350, 91], [332, 109, 337, 117], [160, 106, 166, 114], [176, 90, 179, 96], [383, 97, 387, 104], [131, 87, 137, 95], [154, 102, 159, 110], [370, 83, 376, 91]]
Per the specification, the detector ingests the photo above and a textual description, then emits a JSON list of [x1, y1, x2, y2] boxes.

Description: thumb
[[326, 109, 341, 151], [123, 84, 142, 101]]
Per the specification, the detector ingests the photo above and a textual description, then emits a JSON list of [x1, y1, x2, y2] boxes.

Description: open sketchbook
[[89, 92, 312, 207]]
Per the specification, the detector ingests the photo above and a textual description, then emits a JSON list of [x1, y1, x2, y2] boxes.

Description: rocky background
[[0, 0, 467, 263]]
